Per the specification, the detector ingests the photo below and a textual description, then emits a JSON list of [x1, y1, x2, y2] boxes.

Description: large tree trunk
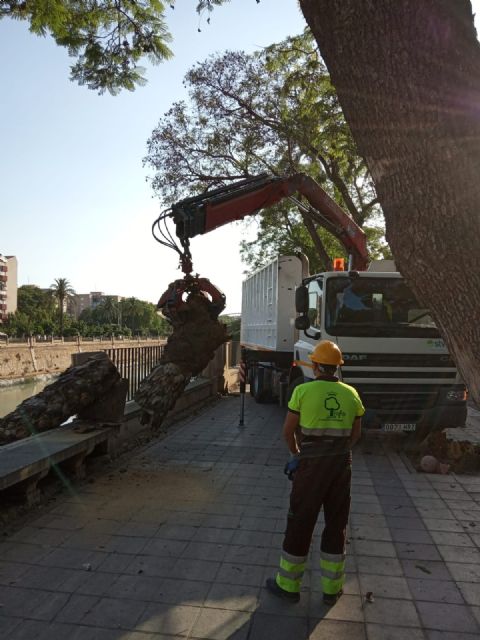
[[299, 0, 480, 403]]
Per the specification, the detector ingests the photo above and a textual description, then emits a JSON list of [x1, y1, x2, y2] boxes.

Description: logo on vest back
[[324, 392, 346, 419]]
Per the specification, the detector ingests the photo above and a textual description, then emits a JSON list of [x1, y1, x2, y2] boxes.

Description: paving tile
[[437, 545, 480, 564], [350, 502, 384, 515], [390, 529, 434, 544], [73, 571, 119, 597], [206, 582, 260, 612], [359, 574, 412, 600], [142, 538, 189, 558], [108, 574, 165, 601], [38, 547, 107, 571], [153, 578, 212, 606], [366, 624, 426, 639], [426, 631, 480, 640], [191, 607, 251, 639], [60, 532, 111, 550], [5, 542, 52, 564], [230, 530, 273, 547], [191, 527, 235, 544], [0, 616, 22, 637], [123, 554, 177, 578], [172, 558, 220, 581], [378, 495, 414, 507], [395, 543, 442, 561], [401, 560, 452, 581], [349, 514, 389, 528], [445, 561, 480, 582], [386, 516, 427, 531], [416, 601, 480, 633], [416, 509, 456, 520], [14, 565, 78, 591], [353, 540, 397, 557], [114, 522, 160, 538], [350, 525, 392, 542], [216, 562, 265, 587], [457, 581, 480, 606], [430, 531, 475, 547], [363, 597, 421, 626], [422, 518, 466, 533], [54, 594, 99, 624], [136, 602, 201, 635], [309, 619, 367, 639], [224, 545, 270, 565], [80, 596, 147, 630], [0, 561, 31, 585], [357, 555, 404, 577], [407, 578, 464, 604]]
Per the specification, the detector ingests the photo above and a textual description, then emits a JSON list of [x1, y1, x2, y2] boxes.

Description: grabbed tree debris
[[0, 353, 120, 445], [134, 293, 229, 430]]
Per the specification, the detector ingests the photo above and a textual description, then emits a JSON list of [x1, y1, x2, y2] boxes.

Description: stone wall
[[0, 340, 166, 381]]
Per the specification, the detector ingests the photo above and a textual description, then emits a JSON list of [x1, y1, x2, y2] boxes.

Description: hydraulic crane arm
[[170, 173, 369, 271]]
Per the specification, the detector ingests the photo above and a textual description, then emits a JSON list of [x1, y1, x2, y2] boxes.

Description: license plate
[[383, 423, 416, 432]]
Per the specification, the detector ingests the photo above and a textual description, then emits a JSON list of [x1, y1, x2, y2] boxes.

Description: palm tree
[[50, 278, 75, 336]]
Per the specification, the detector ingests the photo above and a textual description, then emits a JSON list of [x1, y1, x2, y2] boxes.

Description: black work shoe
[[323, 589, 343, 606], [265, 577, 300, 603]]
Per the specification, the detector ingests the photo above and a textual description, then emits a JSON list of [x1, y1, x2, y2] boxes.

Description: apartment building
[[0, 255, 18, 323], [69, 292, 122, 319]]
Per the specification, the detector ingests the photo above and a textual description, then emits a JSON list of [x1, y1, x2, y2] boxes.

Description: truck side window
[[308, 280, 323, 329]]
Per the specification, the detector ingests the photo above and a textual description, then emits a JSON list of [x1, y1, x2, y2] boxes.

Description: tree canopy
[[0, 0, 258, 93], [5, 285, 170, 338], [145, 31, 390, 272], [2, 0, 173, 94]]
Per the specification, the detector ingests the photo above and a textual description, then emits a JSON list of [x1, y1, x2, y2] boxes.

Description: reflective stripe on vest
[[300, 426, 352, 437], [320, 551, 346, 595], [276, 552, 307, 594]]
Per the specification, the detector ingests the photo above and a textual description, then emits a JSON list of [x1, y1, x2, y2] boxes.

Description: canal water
[[0, 377, 54, 418]]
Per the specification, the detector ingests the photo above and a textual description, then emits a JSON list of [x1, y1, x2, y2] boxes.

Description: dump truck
[[241, 254, 467, 432]]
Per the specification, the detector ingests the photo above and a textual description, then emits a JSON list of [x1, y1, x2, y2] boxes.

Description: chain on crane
[[152, 207, 226, 321]]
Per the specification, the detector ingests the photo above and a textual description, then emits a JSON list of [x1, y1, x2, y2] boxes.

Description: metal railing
[[103, 345, 165, 401]]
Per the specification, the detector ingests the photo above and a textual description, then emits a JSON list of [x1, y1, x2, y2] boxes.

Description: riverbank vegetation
[[4, 285, 171, 338]]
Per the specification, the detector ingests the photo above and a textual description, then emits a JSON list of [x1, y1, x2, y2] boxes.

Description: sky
[[0, 1, 306, 314]]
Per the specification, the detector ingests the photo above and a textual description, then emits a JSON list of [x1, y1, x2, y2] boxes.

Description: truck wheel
[[252, 367, 270, 404]]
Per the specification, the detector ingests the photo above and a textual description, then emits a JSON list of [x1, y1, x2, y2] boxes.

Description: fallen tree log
[[134, 293, 230, 429], [0, 353, 120, 445]]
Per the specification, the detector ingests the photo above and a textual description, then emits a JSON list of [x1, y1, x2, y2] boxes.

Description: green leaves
[[2, 1, 173, 93]]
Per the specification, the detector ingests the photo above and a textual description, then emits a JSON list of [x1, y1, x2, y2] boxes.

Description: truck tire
[[252, 367, 270, 404]]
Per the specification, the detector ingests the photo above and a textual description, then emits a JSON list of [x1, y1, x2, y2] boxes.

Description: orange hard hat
[[309, 340, 344, 366]]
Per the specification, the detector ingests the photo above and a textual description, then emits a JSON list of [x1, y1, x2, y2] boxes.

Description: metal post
[[239, 347, 247, 427]]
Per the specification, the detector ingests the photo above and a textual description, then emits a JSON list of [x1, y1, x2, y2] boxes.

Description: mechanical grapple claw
[[158, 274, 226, 321]]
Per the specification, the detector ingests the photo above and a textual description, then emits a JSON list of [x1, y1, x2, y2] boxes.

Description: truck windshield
[[325, 277, 441, 338]]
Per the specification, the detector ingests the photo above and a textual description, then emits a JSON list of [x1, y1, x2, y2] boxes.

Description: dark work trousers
[[283, 454, 352, 558]]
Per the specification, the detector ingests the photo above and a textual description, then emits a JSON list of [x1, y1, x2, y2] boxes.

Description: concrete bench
[[0, 423, 111, 506]]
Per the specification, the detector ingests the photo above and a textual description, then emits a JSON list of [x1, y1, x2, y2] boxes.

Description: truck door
[[295, 277, 323, 381]]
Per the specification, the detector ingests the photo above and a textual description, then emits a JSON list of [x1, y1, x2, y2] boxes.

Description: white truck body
[[240, 255, 304, 352], [241, 255, 466, 432]]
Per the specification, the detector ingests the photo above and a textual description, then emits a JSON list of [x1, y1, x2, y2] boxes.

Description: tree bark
[[299, 0, 480, 403], [0, 353, 120, 444], [134, 294, 229, 429]]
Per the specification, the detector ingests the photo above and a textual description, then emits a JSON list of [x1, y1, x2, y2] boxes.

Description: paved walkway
[[1, 397, 480, 639]]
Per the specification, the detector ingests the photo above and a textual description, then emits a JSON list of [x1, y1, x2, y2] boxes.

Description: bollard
[[239, 348, 247, 427]]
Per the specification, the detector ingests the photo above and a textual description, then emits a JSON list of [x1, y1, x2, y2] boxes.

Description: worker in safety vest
[[266, 340, 364, 605]]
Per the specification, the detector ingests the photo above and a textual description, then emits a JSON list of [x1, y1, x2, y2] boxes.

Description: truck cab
[[295, 261, 467, 432]]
